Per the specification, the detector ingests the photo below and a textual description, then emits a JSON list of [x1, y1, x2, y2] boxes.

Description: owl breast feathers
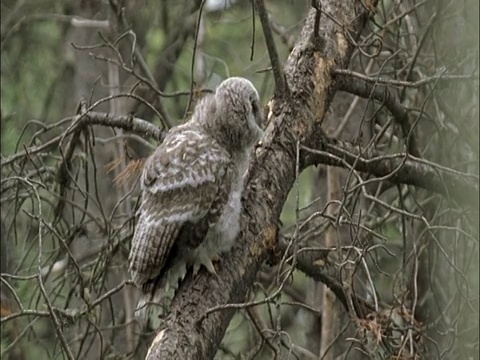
[[128, 77, 263, 312]]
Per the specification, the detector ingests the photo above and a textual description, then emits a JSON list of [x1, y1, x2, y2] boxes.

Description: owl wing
[[128, 125, 233, 287]]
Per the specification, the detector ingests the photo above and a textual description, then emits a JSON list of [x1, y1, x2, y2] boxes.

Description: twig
[[301, 137, 479, 207], [334, 69, 478, 88], [255, 0, 287, 96], [2, 111, 163, 168], [185, 0, 206, 117], [336, 71, 421, 157], [250, 0, 256, 61]]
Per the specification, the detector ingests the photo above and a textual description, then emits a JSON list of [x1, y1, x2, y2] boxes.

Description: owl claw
[[192, 259, 218, 278], [204, 259, 218, 276], [192, 263, 201, 277]]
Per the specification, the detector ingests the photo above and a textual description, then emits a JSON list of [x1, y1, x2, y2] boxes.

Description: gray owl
[[128, 77, 263, 320]]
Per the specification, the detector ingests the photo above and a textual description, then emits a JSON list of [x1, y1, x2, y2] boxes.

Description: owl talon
[[192, 263, 201, 277], [192, 259, 218, 278], [204, 259, 218, 276]]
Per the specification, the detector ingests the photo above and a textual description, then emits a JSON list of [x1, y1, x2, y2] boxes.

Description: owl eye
[[250, 99, 259, 116], [249, 99, 263, 128]]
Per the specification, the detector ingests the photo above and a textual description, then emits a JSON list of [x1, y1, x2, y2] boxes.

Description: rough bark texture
[[145, 2, 374, 358]]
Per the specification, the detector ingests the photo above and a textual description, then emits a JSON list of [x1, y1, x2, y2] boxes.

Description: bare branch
[[334, 68, 478, 88], [2, 112, 163, 168], [335, 73, 421, 157], [275, 241, 375, 318], [254, 0, 288, 96], [301, 136, 479, 208]]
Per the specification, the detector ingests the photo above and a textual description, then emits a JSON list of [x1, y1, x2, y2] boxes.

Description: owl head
[[207, 77, 264, 153]]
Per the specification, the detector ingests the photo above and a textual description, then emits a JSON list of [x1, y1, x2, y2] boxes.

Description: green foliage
[[2, 19, 63, 155], [145, 28, 165, 69]]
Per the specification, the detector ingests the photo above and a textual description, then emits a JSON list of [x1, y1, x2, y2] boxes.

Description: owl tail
[[134, 280, 170, 330], [134, 260, 189, 330], [128, 215, 180, 287]]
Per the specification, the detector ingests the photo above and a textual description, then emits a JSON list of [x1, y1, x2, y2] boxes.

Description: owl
[[128, 77, 263, 320]]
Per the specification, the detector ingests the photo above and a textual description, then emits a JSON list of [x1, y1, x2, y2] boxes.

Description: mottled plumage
[[128, 77, 263, 321]]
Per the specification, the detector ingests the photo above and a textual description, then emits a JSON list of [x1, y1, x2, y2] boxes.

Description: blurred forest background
[[0, 0, 478, 359]]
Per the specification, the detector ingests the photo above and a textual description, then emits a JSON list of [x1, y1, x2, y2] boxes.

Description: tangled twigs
[[54, 99, 88, 220], [1, 111, 164, 169]]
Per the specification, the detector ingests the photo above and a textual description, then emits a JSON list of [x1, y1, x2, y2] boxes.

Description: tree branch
[[255, 0, 288, 96], [335, 73, 421, 157], [1, 112, 163, 168], [130, 0, 202, 118], [334, 68, 477, 88], [301, 134, 479, 208], [274, 239, 375, 318]]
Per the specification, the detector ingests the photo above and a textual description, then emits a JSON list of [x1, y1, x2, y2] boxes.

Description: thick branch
[[83, 111, 164, 141], [145, 2, 374, 359], [302, 135, 479, 208]]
